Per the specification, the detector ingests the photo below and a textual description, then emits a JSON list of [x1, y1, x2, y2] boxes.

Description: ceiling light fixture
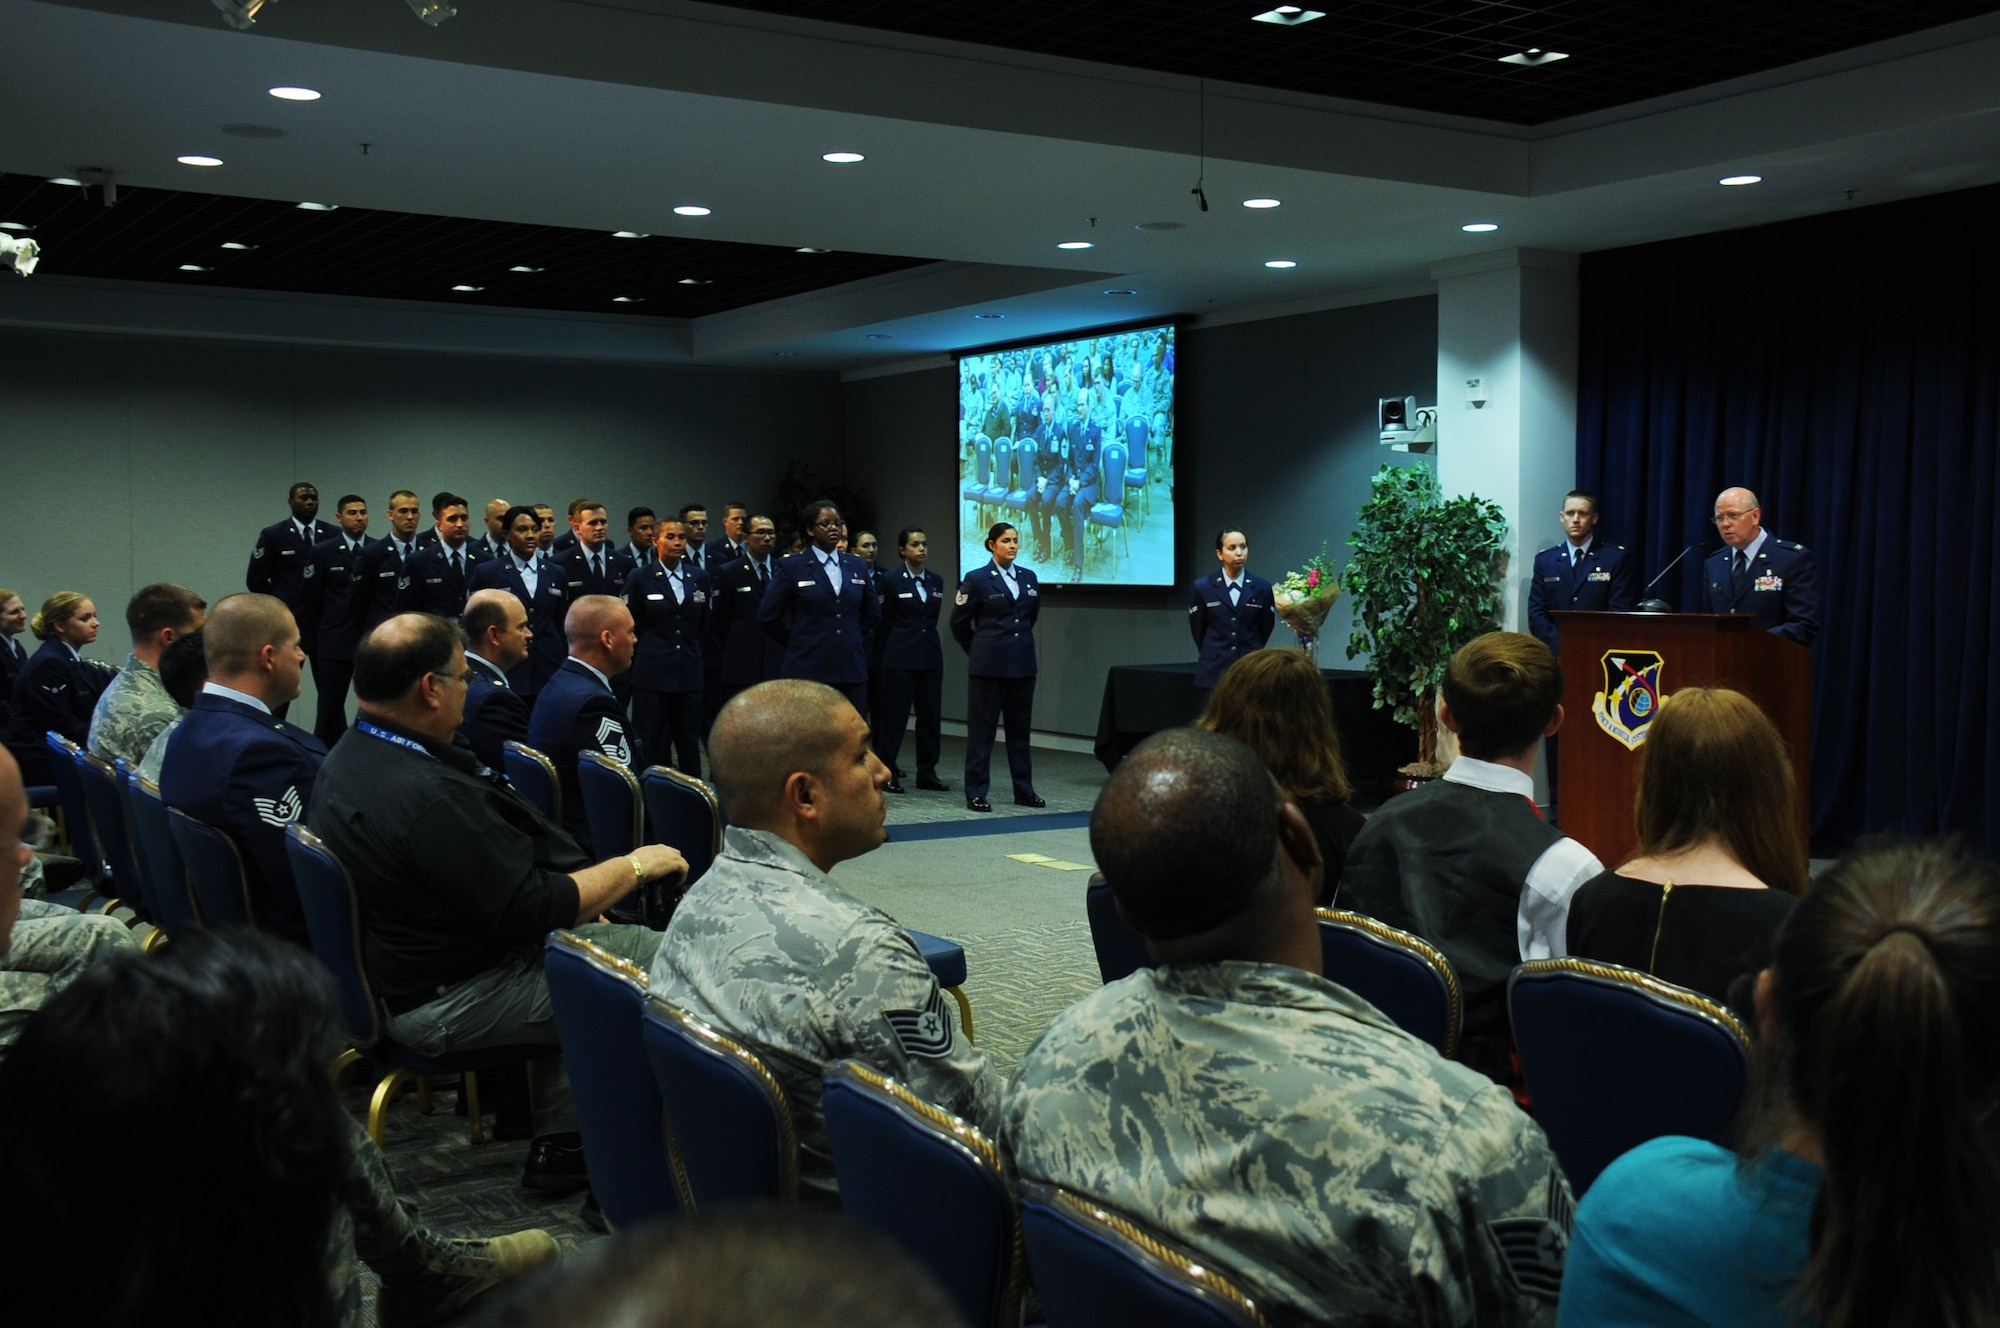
[[1058, 240, 1094, 250], [296, 201, 338, 211], [612, 296, 645, 303], [795, 247, 831, 253], [450, 284, 483, 292], [974, 313, 1005, 320], [211, 0, 272, 30], [268, 86, 321, 101], [407, 0, 456, 25], [220, 241, 256, 250], [673, 206, 711, 217], [179, 264, 210, 272], [822, 152, 865, 164], [1498, 48, 1569, 66], [1720, 174, 1763, 186], [509, 265, 544, 273], [1461, 222, 1499, 232], [177, 155, 224, 167], [0, 222, 30, 232], [678, 278, 711, 285], [47, 177, 84, 187], [1104, 288, 1138, 296], [1264, 259, 1297, 268], [611, 230, 648, 239], [1242, 198, 1281, 209], [1252, 6, 1324, 23]]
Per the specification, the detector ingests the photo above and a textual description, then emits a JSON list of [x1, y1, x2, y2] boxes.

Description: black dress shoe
[[521, 1131, 590, 1195], [1015, 793, 1047, 808], [966, 797, 993, 813], [884, 780, 907, 794], [916, 776, 951, 792]]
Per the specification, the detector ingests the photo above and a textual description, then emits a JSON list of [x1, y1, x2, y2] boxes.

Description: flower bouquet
[[1273, 543, 1342, 661]]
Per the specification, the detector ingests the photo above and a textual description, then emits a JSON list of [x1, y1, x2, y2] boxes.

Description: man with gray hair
[[88, 582, 207, 766], [649, 679, 997, 1204], [1003, 728, 1571, 1326]]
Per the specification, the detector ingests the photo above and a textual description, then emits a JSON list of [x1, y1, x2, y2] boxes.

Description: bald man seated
[[649, 679, 998, 1205], [527, 595, 638, 857], [308, 612, 685, 1188]]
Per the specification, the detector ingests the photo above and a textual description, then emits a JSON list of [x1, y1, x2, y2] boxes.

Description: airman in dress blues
[[1024, 393, 1069, 563], [467, 507, 570, 699], [623, 518, 710, 777], [758, 501, 881, 714], [1187, 529, 1276, 697], [950, 522, 1041, 812], [244, 482, 337, 611], [355, 490, 425, 632], [875, 528, 949, 794], [710, 515, 785, 704], [300, 495, 373, 744], [1061, 390, 1104, 579], [4, 593, 115, 785], [1526, 490, 1637, 657], [407, 494, 492, 619], [526, 595, 638, 858], [1703, 486, 1820, 646]]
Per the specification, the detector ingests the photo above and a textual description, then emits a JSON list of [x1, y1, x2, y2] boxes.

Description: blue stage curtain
[[1577, 184, 2000, 857]]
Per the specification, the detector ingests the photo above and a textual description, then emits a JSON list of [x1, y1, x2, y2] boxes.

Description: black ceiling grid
[[0, 174, 932, 319]]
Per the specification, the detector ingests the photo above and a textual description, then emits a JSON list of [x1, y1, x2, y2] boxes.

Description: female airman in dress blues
[[950, 522, 1042, 813]]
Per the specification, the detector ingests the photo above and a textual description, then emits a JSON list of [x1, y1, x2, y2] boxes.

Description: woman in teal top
[[1560, 840, 2000, 1328]]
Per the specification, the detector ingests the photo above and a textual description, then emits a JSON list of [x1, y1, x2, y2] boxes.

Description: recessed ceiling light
[[296, 201, 338, 211], [866, 334, 893, 340], [220, 241, 256, 250], [611, 230, 648, 238], [1104, 288, 1138, 296], [1057, 240, 1094, 250], [268, 86, 322, 101], [47, 177, 83, 187], [450, 284, 484, 292], [1242, 198, 1281, 209], [612, 296, 645, 303], [1252, 6, 1324, 23], [673, 205, 711, 217], [1461, 222, 1500, 233], [1719, 174, 1763, 187], [509, 265, 544, 273], [795, 247, 831, 253], [179, 264, 210, 272], [974, 313, 1006, 320], [0, 222, 30, 232], [1498, 48, 1569, 66], [822, 152, 865, 164], [1264, 259, 1297, 269], [678, 278, 712, 285], [177, 155, 224, 167]]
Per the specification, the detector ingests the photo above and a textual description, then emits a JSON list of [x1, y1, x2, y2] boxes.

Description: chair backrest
[[545, 931, 689, 1228], [76, 752, 142, 907], [1085, 873, 1153, 985], [1125, 415, 1150, 463], [1315, 909, 1463, 1058], [503, 740, 561, 823], [823, 1060, 1023, 1328], [43, 731, 102, 879], [166, 807, 256, 928], [1098, 440, 1129, 500], [989, 437, 1013, 492], [1013, 438, 1039, 492], [641, 996, 798, 1209], [639, 766, 722, 887], [122, 773, 202, 936], [284, 824, 387, 1049], [1017, 1181, 1268, 1328], [970, 435, 992, 486], [577, 749, 643, 855], [1508, 957, 1752, 1193]]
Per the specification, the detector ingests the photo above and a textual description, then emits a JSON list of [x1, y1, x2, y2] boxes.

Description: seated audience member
[[137, 626, 208, 785], [460, 588, 534, 771], [471, 1210, 968, 1328], [308, 612, 681, 1187], [1337, 631, 1603, 1083], [4, 590, 113, 785], [159, 593, 326, 940], [88, 582, 207, 766], [650, 679, 998, 1205], [1561, 840, 2000, 1328], [0, 588, 27, 733], [1004, 728, 1570, 1326], [527, 594, 638, 855], [0, 928, 558, 1327], [1565, 687, 1805, 1007], [1198, 648, 1365, 898]]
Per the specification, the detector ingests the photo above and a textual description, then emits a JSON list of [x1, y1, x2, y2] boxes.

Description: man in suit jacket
[[623, 517, 710, 777], [158, 594, 327, 942], [710, 514, 785, 705], [468, 507, 570, 699], [1187, 528, 1277, 697], [758, 501, 881, 714], [301, 494, 373, 745], [1526, 490, 1637, 657], [460, 588, 533, 772], [526, 595, 637, 857], [874, 527, 950, 794], [355, 490, 425, 633], [407, 493, 491, 620], [1703, 486, 1820, 646]]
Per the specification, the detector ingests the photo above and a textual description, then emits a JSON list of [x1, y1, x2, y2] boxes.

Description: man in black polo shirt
[[308, 612, 685, 1186]]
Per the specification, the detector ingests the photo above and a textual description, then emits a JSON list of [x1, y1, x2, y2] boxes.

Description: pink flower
[[1306, 569, 1320, 589]]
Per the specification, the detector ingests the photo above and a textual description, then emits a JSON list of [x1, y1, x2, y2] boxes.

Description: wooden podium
[[1550, 611, 1812, 867]]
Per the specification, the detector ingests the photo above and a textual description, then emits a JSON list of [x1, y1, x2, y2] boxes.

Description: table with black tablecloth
[[1092, 661, 1414, 792]]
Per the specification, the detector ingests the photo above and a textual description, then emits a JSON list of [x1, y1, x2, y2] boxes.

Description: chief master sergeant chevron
[[1002, 727, 1570, 1326]]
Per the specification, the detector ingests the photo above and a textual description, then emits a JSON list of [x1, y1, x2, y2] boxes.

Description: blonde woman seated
[[1564, 687, 1807, 1005], [1197, 648, 1364, 903]]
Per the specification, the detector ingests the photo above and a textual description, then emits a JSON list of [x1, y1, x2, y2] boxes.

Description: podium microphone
[[1635, 540, 1710, 614]]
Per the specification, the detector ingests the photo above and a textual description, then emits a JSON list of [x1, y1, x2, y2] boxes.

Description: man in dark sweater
[[1336, 631, 1602, 1083]]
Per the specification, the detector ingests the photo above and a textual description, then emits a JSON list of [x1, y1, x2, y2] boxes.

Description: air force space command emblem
[[1593, 649, 1669, 751]]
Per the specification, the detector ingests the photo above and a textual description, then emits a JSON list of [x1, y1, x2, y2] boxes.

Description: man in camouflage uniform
[[650, 678, 999, 1205], [1003, 728, 1572, 1326], [87, 582, 206, 766]]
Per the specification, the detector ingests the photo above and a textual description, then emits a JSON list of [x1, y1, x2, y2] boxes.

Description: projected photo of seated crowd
[[957, 322, 1177, 588]]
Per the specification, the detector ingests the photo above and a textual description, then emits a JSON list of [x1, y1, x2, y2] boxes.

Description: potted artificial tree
[[1343, 463, 1509, 785]]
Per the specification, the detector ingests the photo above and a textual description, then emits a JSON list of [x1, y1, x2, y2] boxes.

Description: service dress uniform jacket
[[875, 564, 948, 784], [555, 544, 636, 602], [407, 541, 492, 620], [5, 639, 114, 784], [1186, 571, 1277, 689], [466, 555, 570, 697], [460, 653, 530, 773], [245, 516, 337, 609], [354, 536, 422, 632], [526, 657, 633, 858], [878, 566, 947, 674], [710, 557, 785, 688], [1702, 535, 1819, 646], [758, 549, 881, 689], [950, 562, 1040, 679], [1526, 540, 1636, 654], [0, 634, 28, 734], [623, 560, 711, 775]]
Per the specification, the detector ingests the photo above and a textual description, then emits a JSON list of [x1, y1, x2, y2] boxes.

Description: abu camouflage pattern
[[87, 653, 181, 767]]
